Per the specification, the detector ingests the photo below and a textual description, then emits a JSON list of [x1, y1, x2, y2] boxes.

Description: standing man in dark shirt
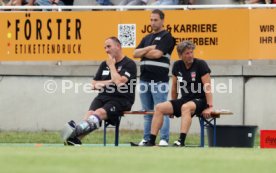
[[145, 40, 213, 147], [61, 37, 137, 146], [36, 0, 74, 6], [133, 9, 175, 146]]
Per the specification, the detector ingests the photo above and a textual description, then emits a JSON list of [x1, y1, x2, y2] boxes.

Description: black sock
[[149, 134, 156, 145], [179, 133, 186, 146]]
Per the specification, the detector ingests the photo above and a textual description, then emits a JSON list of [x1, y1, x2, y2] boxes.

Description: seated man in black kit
[[61, 37, 137, 146], [145, 40, 213, 147]]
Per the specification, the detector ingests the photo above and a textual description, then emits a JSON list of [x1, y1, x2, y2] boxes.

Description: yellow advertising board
[[249, 9, 276, 59], [2, 11, 121, 61], [0, 9, 275, 61], [165, 9, 249, 60]]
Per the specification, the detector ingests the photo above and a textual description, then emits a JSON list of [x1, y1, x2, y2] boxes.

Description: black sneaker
[[143, 141, 155, 147], [173, 140, 185, 147], [65, 137, 82, 146]]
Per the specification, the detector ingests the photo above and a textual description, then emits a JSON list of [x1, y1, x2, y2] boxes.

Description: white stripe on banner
[[140, 61, 170, 69]]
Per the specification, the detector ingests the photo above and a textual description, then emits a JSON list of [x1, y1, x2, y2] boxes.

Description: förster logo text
[[265, 136, 276, 146]]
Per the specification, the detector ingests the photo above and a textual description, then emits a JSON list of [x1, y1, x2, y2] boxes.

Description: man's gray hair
[[177, 41, 196, 55]]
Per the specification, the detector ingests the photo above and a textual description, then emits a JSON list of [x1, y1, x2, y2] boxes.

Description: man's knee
[[181, 103, 193, 115], [155, 103, 164, 114], [94, 108, 107, 120]]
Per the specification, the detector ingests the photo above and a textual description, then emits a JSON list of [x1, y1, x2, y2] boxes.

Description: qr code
[[118, 24, 136, 48]]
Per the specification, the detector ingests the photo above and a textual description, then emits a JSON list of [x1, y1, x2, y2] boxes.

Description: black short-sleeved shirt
[[172, 58, 211, 99], [93, 56, 137, 104], [137, 30, 175, 82]]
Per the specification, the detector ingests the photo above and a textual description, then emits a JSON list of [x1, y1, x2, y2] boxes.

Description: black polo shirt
[[93, 56, 137, 104], [172, 58, 211, 99], [137, 30, 175, 82]]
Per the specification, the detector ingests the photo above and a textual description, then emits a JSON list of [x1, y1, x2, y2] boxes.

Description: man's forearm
[[171, 76, 178, 100], [92, 80, 113, 90], [133, 46, 154, 58], [144, 49, 163, 59], [201, 74, 213, 107], [205, 91, 213, 107], [171, 89, 178, 100]]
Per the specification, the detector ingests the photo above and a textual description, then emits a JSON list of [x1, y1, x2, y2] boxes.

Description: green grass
[[0, 130, 271, 173], [0, 147, 275, 173], [0, 130, 260, 146], [0, 130, 202, 145]]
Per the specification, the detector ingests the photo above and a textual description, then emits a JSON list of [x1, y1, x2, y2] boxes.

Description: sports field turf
[[0, 131, 273, 173], [0, 146, 275, 173]]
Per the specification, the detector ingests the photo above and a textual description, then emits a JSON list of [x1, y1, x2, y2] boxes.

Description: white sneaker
[[138, 139, 148, 146], [60, 121, 75, 141], [159, 139, 169, 146], [173, 140, 184, 147]]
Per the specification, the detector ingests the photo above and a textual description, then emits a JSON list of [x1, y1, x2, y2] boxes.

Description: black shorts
[[170, 98, 207, 118], [89, 95, 132, 125]]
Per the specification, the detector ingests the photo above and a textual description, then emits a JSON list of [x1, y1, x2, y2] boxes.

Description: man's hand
[[202, 107, 213, 119], [106, 54, 116, 68]]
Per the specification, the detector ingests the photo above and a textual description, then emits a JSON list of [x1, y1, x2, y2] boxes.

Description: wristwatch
[[207, 104, 213, 108], [52, 1, 58, 5]]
